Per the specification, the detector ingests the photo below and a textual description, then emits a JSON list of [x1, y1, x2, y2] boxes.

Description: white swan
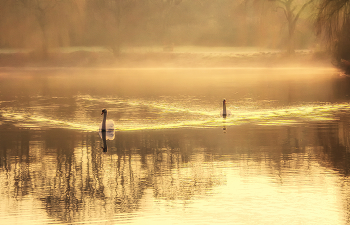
[[99, 109, 115, 141]]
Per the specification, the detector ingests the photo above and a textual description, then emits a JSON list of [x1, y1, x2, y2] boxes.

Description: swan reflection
[[99, 130, 115, 152], [223, 117, 227, 133], [99, 109, 115, 152]]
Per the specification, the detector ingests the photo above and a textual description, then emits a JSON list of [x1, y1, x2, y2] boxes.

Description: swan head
[[101, 109, 107, 115], [223, 99, 226, 104]]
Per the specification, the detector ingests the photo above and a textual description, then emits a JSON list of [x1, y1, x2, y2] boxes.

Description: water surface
[[1, 67, 350, 224]]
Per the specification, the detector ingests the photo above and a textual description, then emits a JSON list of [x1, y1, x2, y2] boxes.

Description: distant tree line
[[1, 0, 349, 63], [0, 0, 318, 56]]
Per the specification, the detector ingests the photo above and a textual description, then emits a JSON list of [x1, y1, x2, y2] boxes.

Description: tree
[[158, 0, 182, 51], [87, 0, 150, 57], [268, 0, 314, 54], [316, 0, 350, 72], [18, 0, 67, 57]]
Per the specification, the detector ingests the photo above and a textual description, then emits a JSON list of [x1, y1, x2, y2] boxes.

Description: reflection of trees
[[0, 128, 32, 200], [111, 131, 222, 202], [4, 122, 350, 223], [314, 116, 350, 175], [39, 129, 82, 222], [312, 116, 350, 224], [0, 128, 223, 223]]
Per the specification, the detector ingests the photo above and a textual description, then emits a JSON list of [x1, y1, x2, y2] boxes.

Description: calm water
[[1, 67, 350, 224]]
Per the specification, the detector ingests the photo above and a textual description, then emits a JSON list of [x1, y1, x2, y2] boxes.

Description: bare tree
[[268, 0, 314, 54], [99, 0, 123, 57], [87, 0, 144, 57], [158, 0, 182, 51], [17, 0, 66, 57], [0, 0, 320, 56]]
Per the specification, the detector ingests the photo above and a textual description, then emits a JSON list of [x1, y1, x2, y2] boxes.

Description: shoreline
[[0, 50, 333, 69]]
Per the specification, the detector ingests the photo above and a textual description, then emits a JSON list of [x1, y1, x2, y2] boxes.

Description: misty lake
[[2, 67, 350, 224]]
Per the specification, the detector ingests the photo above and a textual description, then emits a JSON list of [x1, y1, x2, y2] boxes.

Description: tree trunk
[[36, 11, 49, 58], [287, 21, 296, 55], [113, 0, 121, 57]]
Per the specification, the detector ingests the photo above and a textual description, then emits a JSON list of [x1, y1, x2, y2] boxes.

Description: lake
[[1, 67, 350, 224]]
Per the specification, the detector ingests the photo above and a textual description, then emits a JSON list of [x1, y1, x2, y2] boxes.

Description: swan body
[[99, 109, 115, 140]]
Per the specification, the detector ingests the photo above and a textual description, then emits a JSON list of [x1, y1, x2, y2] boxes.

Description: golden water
[[1, 68, 350, 224]]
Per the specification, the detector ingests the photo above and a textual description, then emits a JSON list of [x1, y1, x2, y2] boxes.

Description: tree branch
[[293, 0, 314, 25]]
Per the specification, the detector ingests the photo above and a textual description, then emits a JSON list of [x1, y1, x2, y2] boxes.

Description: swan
[[100, 109, 115, 131], [221, 99, 231, 118], [223, 99, 227, 117], [99, 109, 115, 141]]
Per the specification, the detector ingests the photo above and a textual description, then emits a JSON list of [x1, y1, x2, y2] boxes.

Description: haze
[[3, 1, 350, 225], [0, 0, 330, 68]]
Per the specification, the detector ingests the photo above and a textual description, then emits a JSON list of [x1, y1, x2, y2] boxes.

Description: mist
[[0, 0, 322, 67]]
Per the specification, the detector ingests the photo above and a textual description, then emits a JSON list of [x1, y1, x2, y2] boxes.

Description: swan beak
[[101, 112, 104, 115]]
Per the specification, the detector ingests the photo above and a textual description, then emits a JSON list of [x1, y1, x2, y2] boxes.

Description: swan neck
[[102, 112, 107, 131], [223, 101, 226, 115]]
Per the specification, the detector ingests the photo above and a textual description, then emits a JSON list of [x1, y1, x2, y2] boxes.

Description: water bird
[[99, 109, 115, 142], [100, 109, 115, 131], [223, 99, 227, 117], [221, 99, 231, 118]]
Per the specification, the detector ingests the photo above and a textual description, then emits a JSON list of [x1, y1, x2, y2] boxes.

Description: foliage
[[316, 0, 350, 72]]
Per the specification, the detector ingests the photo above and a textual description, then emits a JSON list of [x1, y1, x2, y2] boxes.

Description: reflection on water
[[99, 130, 115, 152], [1, 68, 350, 224], [0, 67, 347, 131], [1, 125, 350, 224], [2, 94, 350, 131]]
